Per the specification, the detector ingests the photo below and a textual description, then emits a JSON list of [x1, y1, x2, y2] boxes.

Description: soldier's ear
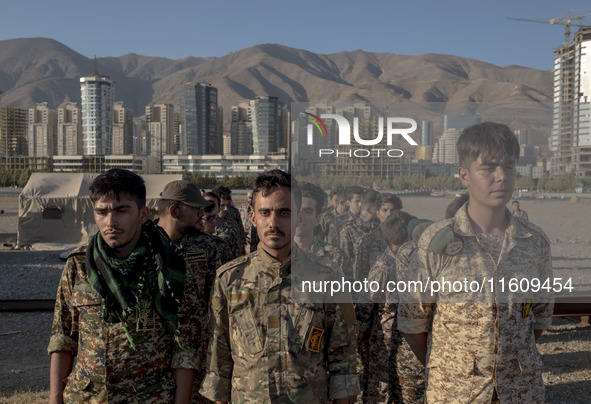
[[250, 209, 256, 228], [139, 206, 150, 224]]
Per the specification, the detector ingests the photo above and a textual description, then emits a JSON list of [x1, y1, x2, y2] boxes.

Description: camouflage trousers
[[363, 320, 425, 403]]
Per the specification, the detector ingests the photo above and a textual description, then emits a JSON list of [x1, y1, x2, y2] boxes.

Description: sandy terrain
[[0, 190, 590, 402]]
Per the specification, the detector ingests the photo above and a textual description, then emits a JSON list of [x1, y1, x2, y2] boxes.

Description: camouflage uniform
[[353, 227, 387, 283], [215, 216, 244, 260], [331, 211, 353, 248], [199, 243, 360, 403], [311, 236, 349, 278], [513, 209, 529, 221], [238, 202, 253, 250], [208, 232, 235, 265], [47, 246, 198, 403], [319, 206, 337, 244], [175, 228, 223, 403], [355, 247, 425, 404], [340, 217, 375, 275], [398, 205, 554, 404], [228, 204, 247, 249]]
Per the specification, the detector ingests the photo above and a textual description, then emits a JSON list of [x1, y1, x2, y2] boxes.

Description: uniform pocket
[[230, 308, 263, 355], [288, 305, 325, 354]]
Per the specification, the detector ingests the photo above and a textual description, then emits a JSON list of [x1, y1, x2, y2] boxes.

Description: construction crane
[[506, 9, 591, 43]]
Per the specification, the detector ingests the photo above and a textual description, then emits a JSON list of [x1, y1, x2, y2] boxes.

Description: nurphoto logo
[[303, 112, 418, 158]]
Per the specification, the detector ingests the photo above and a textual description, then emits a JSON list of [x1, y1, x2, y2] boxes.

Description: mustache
[[265, 230, 285, 237]]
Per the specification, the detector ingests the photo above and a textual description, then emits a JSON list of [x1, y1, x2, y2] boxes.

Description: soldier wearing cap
[[398, 123, 554, 403], [200, 169, 360, 403], [158, 180, 223, 402]]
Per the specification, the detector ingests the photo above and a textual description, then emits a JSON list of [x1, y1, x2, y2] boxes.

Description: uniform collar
[[257, 242, 292, 277], [452, 202, 532, 240]]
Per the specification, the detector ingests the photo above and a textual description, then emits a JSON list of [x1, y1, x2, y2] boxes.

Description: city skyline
[[2, 1, 590, 71]]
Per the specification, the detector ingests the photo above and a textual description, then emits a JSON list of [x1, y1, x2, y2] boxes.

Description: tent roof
[[20, 173, 182, 200]]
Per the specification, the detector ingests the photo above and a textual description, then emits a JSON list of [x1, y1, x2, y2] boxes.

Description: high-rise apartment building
[[551, 27, 591, 177], [251, 96, 281, 154], [0, 106, 27, 157], [57, 102, 82, 156], [433, 128, 461, 164], [179, 82, 219, 155], [230, 101, 253, 155], [27, 102, 57, 157], [80, 74, 114, 155], [146, 104, 175, 158], [112, 102, 133, 155]]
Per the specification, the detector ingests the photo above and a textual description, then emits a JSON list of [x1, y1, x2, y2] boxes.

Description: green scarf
[[86, 220, 188, 348]]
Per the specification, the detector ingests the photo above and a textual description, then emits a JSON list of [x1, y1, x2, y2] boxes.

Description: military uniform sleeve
[[326, 300, 360, 399], [199, 272, 233, 402], [532, 238, 554, 330], [47, 256, 81, 356], [172, 261, 201, 370], [397, 245, 435, 335]]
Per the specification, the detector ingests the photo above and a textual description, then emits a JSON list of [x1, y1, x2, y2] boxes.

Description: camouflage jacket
[[318, 206, 336, 243], [238, 203, 253, 246], [513, 209, 529, 221], [175, 229, 222, 376], [228, 205, 247, 247], [339, 216, 375, 271], [215, 217, 244, 260], [208, 232, 235, 265], [330, 211, 353, 248], [199, 244, 360, 403], [310, 236, 349, 278], [397, 205, 554, 404], [353, 227, 387, 283], [47, 245, 198, 403]]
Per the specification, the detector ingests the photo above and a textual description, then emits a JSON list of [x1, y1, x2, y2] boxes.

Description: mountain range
[[0, 37, 553, 144]]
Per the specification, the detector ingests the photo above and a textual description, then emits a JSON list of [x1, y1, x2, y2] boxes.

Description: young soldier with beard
[[48, 169, 198, 403], [157, 180, 223, 403], [200, 170, 360, 403]]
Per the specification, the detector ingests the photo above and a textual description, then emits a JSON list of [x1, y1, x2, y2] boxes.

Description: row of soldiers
[[48, 122, 552, 404]]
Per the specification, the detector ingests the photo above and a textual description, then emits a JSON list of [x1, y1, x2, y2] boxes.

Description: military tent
[[17, 172, 182, 250]]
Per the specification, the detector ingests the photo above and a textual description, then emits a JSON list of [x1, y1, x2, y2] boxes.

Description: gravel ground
[[1, 193, 590, 402]]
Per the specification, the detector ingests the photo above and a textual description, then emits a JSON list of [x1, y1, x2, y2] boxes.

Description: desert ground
[[0, 189, 590, 402]]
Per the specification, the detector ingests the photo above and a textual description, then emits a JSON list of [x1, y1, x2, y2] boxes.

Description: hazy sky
[[2, 0, 590, 70]]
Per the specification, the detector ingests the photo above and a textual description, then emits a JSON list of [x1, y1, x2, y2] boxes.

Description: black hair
[[89, 168, 146, 209]]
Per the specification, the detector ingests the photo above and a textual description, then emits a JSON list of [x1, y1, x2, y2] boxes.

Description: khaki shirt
[[48, 246, 198, 403], [398, 205, 554, 404], [200, 244, 360, 403]]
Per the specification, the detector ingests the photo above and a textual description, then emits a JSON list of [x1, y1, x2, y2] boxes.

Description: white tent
[[18, 173, 182, 250]]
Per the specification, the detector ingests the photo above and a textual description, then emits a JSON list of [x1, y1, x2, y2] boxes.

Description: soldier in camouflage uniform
[[200, 196, 234, 265], [295, 182, 348, 275], [214, 186, 247, 253], [353, 193, 402, 283], [340, 189, 379, 273], [203, 191, 244, 260], [357, 212, 425, 404], [48, 169, 198, 404], [157, 180, 223, 403], [330, 186, 364, 248], [319, 189, 347, 244], [238, 191, 253, 250], [398, 123, 554, 403], [511, 199, 529, 220], [200, 170, 359, 403]]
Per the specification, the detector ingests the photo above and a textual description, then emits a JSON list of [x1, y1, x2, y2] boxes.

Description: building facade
[[551, 27, 591, 177], [0, 106, 27, 157], [27, 102, 57, 157], [80, 74, 114, 155], [179, 82, 220, 155], [112, 102, 134, 155], [57, 103, 82, 156]]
